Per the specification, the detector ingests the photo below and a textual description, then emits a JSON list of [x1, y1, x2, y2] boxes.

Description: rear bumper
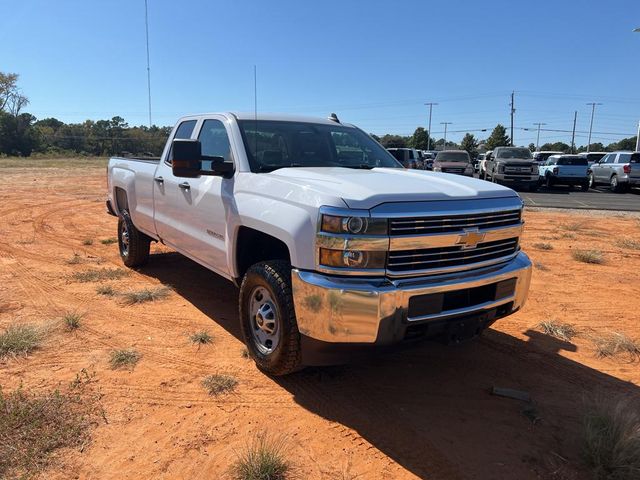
[[547, 176, 589, 185], [292, 252, 532, 364]]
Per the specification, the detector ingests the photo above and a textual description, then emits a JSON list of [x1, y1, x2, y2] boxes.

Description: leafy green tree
[[484, 124, 510, 150], [408, 127, 431, 150], [460, 133, 478, 158], [369, 133, 381, 142], [606, 136, 637, 151], [540, 142, 570, 153], [528, 143, 536, 152], [379, 134, 408, 148]]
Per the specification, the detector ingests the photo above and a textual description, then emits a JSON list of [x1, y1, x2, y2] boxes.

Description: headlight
[[433, 166, 442, 172], [319, 248, 386, 269], [498, 164, 505, 173], [321, 214, 387, 235]]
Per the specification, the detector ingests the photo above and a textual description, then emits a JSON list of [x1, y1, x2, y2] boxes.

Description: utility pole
[[424, 102, 438, 151], [440, 122, 452, 150], [570, 111, 577, 153], [144, 0, 152, 127], [586, 102, 602, 152], [636, 120, 640, 152], [510, 91, 515, 146], [533, 122, 546, 151]]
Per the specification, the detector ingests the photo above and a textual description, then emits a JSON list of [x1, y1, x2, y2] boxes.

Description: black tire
[[239, 260, 302, 376], [610, 174, 622, 193], [118, 210, 150, 268], [588, 172, 596, 189], [528, 183, 538, 192], [545, 174, 554, 189], [481, 170, 487, 181], [580, 181, 589, 192]]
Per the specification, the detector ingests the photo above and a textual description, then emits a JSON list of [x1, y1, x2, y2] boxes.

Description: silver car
[[588, 151, 636, 192]]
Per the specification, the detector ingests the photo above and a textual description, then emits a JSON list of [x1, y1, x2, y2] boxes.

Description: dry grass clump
[[189, 331, 213, 345], [65, 253, 84, 265], [100, 238, 117, 245], [202, 374, 238, 396], [63, 312, 82, 331], [109, 349, 141, 370], [538, 320, 577, 341], [582, 396, 640, 480], [96, 285, 116, 296], [561, 221, 587, 232], [572, 249, 605, 265], [532, 242, 553, 251], [0, 324, 43, 359], [616, 238, 640, 251], [121, 286, 171, 305], [534, 262, 550, 271], [0, 381, 99, 478], [231, 432, 290, 480], [72, 268, 127, 283], [592, 332, 640, 361], [82, 238, 93, 246]]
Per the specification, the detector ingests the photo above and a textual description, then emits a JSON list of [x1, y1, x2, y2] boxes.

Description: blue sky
[[1, 0, 639, 146]]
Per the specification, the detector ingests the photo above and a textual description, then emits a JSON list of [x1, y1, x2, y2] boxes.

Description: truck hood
[[269, 167, 518, 210]]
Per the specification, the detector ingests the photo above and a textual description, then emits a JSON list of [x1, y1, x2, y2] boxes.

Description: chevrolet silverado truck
[[106, 113, 532, 375], [483, 146, 539, 191]]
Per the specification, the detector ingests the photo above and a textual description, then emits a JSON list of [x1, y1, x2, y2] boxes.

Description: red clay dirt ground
[[0, 160, 639, 479]]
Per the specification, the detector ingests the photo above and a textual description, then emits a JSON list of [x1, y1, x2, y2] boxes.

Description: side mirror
[[172, 139, 202, 178]]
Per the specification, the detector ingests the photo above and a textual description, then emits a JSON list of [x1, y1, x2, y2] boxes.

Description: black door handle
[[179, 182, 191, 190], [154, 176, 164, 183]]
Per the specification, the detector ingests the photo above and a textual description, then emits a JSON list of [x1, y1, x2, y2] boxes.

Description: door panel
[[153, 117, 234, 276]]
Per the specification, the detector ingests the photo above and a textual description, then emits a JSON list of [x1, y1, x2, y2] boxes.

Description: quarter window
[[618, 153, 631, 163]]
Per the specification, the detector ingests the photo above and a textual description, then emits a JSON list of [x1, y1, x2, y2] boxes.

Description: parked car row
[[386, 148, 473, 176], [386, 145, 639, 194]]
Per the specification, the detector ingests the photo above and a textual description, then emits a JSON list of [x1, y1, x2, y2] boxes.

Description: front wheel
[[239, 260, 302, 376], [588, 172, 596, 189], [118, 210, 150, 268]]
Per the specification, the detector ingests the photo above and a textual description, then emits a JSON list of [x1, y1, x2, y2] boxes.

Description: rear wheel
[[580, 181, 590, 192], [239, 260, 302, 376], [588, 172, 596, 189], [610, 174, 622, 193], [545, 174, 554, 189], [118, 210, 150, 268]]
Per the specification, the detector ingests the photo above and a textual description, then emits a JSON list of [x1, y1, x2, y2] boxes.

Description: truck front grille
[[442, 167, 465, 174], [387, 238, 519, 275], [503, 164, 534, 175], [389, 209, 521, 236]]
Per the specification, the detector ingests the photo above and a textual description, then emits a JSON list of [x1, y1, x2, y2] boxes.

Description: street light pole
[[425, 102, 438, 151], [440, 122, 452, 150], [586, 102, 602, 152], [533, 122, 546, 151]]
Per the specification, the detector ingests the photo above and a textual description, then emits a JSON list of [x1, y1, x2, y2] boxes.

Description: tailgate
[[558, 165, 587, 177]]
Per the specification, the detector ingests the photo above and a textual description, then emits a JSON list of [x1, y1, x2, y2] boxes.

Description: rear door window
[[605, 154, 617, 164]]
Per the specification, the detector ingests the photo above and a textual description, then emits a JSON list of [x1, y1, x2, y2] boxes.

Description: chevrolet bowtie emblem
[[457, 229, 486, 249]]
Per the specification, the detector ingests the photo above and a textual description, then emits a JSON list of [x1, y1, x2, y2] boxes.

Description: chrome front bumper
[[292, 252, 532, 344]]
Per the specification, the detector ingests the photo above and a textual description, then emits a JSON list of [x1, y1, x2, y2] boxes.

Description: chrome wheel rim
[[249, 286, 280, 354], [589, 174, 594, 188], [120, 222, 129, 256], [611, 177, 617, 188]]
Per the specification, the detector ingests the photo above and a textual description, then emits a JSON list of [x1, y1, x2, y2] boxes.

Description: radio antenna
[[253, 65, 258, 157], [144, 0, 152, 127]]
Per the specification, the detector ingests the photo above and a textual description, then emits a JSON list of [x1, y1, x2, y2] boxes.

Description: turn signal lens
[[319, 248, 386, 269]]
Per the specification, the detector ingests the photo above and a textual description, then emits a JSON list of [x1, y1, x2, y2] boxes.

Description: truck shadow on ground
[[141, 252, 639, 480]]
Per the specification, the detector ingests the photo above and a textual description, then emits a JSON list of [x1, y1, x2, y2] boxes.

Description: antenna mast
[[144, 0, 152, 127]]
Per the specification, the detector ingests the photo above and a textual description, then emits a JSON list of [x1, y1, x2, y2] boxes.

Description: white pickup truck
[[106, 113, 532, 375]]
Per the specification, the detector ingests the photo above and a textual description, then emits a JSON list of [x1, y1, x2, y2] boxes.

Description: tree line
[[0, 71, 636, 158]]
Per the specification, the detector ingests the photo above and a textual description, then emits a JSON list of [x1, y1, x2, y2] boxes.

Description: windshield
[[237, 120, 402, 172], [435, 151, 470, 162], [496, 148, 532, 159]]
